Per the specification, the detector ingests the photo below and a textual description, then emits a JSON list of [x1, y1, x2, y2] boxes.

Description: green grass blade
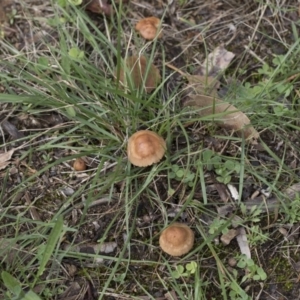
[[35, 215, 64, 281]]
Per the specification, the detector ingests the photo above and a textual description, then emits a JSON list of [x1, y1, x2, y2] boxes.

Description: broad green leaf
[[68, 47, 85, 59], [23, 290, 43, 300], [68, 0, 82, 5], [57, 0, 67, 7], [176, 265, 184, 273], [257, 267, 267, 280], [1, 271, 23, 297], [202, 149, 214, 162], [176, 169, 184, 178]]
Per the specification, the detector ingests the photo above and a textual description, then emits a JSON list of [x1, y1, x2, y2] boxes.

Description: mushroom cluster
[[121, 14, 193, 257], [127, 130, 166, 167], [159, 223, 194, 257]]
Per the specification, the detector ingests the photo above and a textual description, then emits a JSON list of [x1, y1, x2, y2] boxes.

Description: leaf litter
[[0, 148, 14, 170], [167, 45, 259, 143]]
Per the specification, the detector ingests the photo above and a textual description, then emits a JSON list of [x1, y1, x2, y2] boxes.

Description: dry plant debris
[[220, 229, 238, 246], [116, 55, 161, 93], [135, 16, 162, 40], [236, 227, 251, 259], [159, 223, 194, 256], [0, 148, 14, 170], [127, 130, 166, 167], [167, 45, 259, 143], [194, 45, 235, 77], [184, 95, 260, 142]]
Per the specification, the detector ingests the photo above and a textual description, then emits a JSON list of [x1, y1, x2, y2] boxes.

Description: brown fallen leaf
[[2, 119, 24, 140], [220, 229, 238, 245], [135, 17, 162, 40], [83, 0, 112, 16], [166, 45, 234, 95], [116, 55, 161, 93], [0, 148, 14, 170], [184, 94, 259, 142], [166, 63, 220, 97], [194, 44, 235, 77], [166, 47, 258, 142], [285, 182, 300, 199]]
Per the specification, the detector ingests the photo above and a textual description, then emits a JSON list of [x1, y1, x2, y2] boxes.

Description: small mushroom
[[127, 130, 166, 167], [135, 17, 162, 40], [159, 223, 194, 256], [73, 158, 87, 171], [83, 0, 113, 16], [117, 55, 161, 93]]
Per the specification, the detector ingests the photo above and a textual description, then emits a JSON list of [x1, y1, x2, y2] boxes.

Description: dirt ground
[[1, 0, 300, 299]]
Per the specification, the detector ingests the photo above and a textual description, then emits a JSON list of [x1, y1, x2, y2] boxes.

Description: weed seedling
[[171, 261, 198, 279]]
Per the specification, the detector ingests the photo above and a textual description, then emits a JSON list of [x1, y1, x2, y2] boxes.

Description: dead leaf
[[116, 55, 161, 93], [2, 120, 24, 140], [165, 290, 179, 300], [0, 0, 11, 29], [221, 229, 238, 245], [278, 227, 289, 237], [166, 63, 220, 97], [83, 0, 113, 16], [214, 183, 230, 202], [236, 227, 251, 259], [166, 49, 258, 142], [285, 183, 300, 199], [135, 17, 162, 40], [0, 148, 14, 170], [194, 45, 235, 77], [0, 238, 33, 265], [57, 281, 88, 300], [187, 74, 220, 97], [184, 94, 259, 142]]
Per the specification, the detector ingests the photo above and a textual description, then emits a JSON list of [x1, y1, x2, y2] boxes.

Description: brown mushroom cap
[[73, 157, 87, 171], [135, 17, 162, 40], [127, 130, 166, 167], [117, 55, 161, 93], [159, 223, 194, 256]]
